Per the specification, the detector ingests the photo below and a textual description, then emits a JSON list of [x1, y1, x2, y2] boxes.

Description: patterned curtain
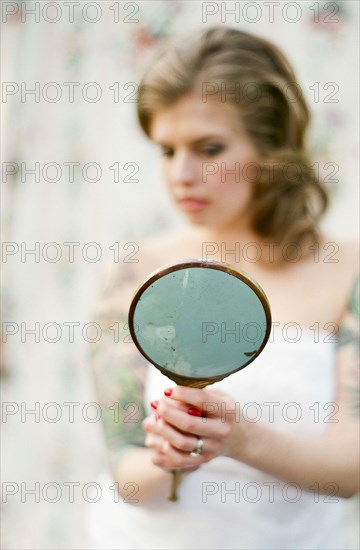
[[1, 1, 358, 547]]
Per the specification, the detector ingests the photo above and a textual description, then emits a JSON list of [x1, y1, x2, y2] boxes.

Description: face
[[149, 92, 261, 232]]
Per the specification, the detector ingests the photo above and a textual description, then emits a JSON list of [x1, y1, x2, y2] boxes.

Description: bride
[[88, 26, 359, 549]]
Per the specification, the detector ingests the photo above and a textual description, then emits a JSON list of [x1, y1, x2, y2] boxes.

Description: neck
[[183, 223, 285, 270], [188, 222, 261, 248]]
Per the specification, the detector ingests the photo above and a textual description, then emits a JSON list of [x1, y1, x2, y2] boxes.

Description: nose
[[169, 149, 197, 186]]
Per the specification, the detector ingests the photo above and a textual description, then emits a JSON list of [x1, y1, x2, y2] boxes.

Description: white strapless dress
[[86, 331, 358, 549]]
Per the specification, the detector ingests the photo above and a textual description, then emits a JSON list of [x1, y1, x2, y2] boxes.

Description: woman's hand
[[142, 385, 246, 471]]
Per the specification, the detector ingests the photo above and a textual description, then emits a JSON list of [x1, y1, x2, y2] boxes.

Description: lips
[[177, 197, 209, 212]]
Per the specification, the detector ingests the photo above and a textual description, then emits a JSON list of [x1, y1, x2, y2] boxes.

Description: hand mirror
[[128, 259, 272, 501]]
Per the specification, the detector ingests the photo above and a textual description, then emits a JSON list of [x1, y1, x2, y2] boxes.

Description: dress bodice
[[146, 328, 338, 437], [87, 331, 357, 550]]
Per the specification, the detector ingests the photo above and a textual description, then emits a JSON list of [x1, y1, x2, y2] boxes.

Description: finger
[[156, 417, 207, 453], [145, 432, 166, 452], [155, 438, 205, 469], [144, 429, 205, 470], [163, 386, 234, 417], [157, 399, 230, 439], [150, 397, 192, 415], [152, 452, 202, 472], [142, 414, 162, 435]]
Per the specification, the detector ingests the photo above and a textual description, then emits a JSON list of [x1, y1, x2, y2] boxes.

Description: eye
[[200, 144, 224, 157], [160, 146, 174, 158]]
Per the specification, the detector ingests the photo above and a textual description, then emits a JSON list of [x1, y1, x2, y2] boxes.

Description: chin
[[178, 205, 233, 228], [183, 214, 213, 226]]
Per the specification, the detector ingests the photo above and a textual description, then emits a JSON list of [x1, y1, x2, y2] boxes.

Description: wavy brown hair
[[136, 26, 329, 260]]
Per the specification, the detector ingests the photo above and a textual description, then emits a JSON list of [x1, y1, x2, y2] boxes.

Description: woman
[[88, 26, 359, 549]]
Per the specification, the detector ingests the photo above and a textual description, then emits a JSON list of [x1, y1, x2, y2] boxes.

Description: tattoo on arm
[[336, 327, 360, 349], [90, 264, 148, 474], [336, 274, 360, 416], [349, 275, 359, 320]]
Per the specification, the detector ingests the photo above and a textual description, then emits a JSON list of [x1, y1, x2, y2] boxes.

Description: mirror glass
[[129, 260, 271, 386]]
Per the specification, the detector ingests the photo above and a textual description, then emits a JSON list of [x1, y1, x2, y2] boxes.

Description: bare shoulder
[[319, 235, 358, 275], [96, 229, 187, 294], [280, 235, 359, 325], [332, 237, 358, 265], [140, 229, 189, 255], [95, 228, 191, 304], [139, 232, 175, 252], [137, 228, 194, 270]]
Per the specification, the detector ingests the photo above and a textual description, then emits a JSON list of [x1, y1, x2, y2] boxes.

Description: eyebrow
[[155, 135, 226, 147]]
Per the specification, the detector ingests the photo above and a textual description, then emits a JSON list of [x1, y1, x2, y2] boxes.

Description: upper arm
[[89, 261, 149, 474], [330, 273, 359, 485], [334, 274, 359, 419], [325, 272, 359, 494]]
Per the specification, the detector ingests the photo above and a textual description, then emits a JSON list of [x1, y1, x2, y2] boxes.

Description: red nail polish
[[150, 400, 159, 410], [164, 388, 173, 397], [187, 407, 202, 417]]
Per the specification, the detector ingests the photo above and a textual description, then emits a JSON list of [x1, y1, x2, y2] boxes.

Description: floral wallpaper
[[1, 1, 358, 548]]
